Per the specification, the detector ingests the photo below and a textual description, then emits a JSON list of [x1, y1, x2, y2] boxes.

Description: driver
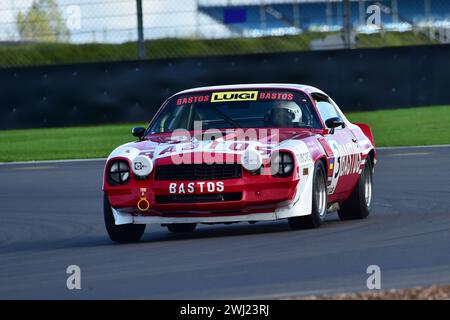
[[265, 101, 302, 127]]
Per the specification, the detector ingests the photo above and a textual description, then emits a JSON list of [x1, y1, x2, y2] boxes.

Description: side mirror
[[132, 127, 146, 139], [325, 117, 345, 134]]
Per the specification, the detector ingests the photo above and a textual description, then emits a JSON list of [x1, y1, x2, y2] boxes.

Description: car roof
[[174, 83, 327, 97]]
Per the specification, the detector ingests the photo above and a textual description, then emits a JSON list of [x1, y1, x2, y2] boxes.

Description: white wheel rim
[[315, 169, 327, 218], [364, 165, 373, 208]]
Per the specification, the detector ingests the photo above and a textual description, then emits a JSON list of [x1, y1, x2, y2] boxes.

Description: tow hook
[[137, 188, 150, 211]]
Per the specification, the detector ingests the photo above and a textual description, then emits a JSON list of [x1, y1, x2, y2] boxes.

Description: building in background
[[0, 0, 449, 44]]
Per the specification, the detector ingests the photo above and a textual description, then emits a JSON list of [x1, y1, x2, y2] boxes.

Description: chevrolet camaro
[[103, 84, 376, 242]]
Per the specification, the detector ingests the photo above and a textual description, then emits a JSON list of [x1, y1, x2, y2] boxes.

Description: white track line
[[0, 158, 106, 166], [377, 144, 450, 150], [1, 144, 449, 166]]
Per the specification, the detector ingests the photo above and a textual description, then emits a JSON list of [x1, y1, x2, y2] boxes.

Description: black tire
[[104, 194, 145, 243], [338, 158, 373, 220], [288, 161, 328, 230], [167, 223, 197, 233]]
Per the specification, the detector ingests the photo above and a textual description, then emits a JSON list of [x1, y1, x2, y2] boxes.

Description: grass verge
[[0, 105, 449, 162], [0, 31, 437, 68], [347, 105, 450, 147]]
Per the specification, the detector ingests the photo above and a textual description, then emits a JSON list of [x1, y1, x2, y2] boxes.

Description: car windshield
[[148, 89, 322, 133]]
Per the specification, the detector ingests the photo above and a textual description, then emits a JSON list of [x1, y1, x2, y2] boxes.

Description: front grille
[[155, 192, 242, 204], [155, 164, 242, 181]]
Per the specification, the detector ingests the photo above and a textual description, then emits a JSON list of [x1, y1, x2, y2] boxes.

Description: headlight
[[241, 148, 263, 172], [132, 155, 153, 177], [270, 151, 295, 177], [108, 160, 130, 185]]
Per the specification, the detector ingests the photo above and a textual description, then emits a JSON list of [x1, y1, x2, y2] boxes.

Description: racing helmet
[[265, 101, 302, 127]]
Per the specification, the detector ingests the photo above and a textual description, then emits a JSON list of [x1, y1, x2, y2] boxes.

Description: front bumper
[[103, 150, 305, 223], [107, 176, 298, 215]]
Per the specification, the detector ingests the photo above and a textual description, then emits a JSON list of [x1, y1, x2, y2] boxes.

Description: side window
[[315, 101, 340, 128]]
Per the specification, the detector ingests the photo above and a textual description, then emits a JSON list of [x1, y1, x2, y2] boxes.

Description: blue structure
[[198, 0, 450, 36]]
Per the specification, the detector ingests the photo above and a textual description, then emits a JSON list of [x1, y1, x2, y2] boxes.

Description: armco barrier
[[1, 44, 450, 130]]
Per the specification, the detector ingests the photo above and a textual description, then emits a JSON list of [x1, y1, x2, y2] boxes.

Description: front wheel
[[288, 161, 328, 230], [104, 194, 146, 243], [338, 158, 373, 220]]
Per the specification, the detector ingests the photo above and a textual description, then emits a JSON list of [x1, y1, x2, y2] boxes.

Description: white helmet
[[267, 101, 302, 126]]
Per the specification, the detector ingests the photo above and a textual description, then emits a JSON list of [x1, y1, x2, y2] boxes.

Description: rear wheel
[[104, 194, 145, 243], [338, 158, 373, 220], [167, 223, 197, 233], [288, 161, 328, 230]]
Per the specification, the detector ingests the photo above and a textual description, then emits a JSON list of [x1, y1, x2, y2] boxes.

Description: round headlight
[[241, 148, 263, 172], [270, 152, 294, 177], [108, 160, 130, 185], [132, 155, 153, 177]]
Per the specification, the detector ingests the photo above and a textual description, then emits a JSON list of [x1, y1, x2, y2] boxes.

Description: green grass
[[347, 105, 450, 147], [1, 105, 449, 162], [0, 123, 145, 162], [355, 30, 437, 48], [0, 31, 437, 68]]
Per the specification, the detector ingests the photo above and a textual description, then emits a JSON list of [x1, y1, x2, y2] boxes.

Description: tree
[[16, 0, 70, 42]]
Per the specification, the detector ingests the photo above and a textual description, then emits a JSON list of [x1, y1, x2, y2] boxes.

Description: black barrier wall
[[1, 44, 450, 130]]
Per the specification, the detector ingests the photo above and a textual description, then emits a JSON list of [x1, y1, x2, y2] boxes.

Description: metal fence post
[[343, 0, 351, 49], [136, 0, 145, 59]]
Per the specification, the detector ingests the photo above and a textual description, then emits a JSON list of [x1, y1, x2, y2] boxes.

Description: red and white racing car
[[103, 84, 376, 242]]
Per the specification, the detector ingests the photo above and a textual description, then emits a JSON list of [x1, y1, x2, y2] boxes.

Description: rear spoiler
[[354, 123, 375, 148]]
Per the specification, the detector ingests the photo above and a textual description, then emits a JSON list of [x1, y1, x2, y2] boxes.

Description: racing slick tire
[[288, 161, 328, 230], [167, 223, 197, 233], [104, 194, 146, 243], [338, 158, 373, 220]]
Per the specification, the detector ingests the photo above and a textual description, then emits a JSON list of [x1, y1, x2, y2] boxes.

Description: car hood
[[107, 129, 317, 162]]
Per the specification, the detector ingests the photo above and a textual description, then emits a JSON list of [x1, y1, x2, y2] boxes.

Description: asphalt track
[[1, 146, 450, 299]]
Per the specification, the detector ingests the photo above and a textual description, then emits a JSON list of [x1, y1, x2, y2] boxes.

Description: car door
[[313, 94, 361, 197]]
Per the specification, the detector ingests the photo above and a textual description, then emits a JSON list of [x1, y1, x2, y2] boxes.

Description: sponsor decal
[[161, 123, 279, 168], [334, 143, 362, 178], [229, 142, 249, 151], [177, 91, 295, 105], [259, 91, 294, 101], [143, 151, 155, 159], [159, 145, 177, 156], [256, 145, 272, 156], [176, 95, 210, 106], [326, 139, 362, 194], [132, 155, 153, 176], [211, 91, 258, 103], [134, 162, 146, 171], [157, 140, 273, 158], [169, 181, 224, 194], [297, 151, 312, 164]]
